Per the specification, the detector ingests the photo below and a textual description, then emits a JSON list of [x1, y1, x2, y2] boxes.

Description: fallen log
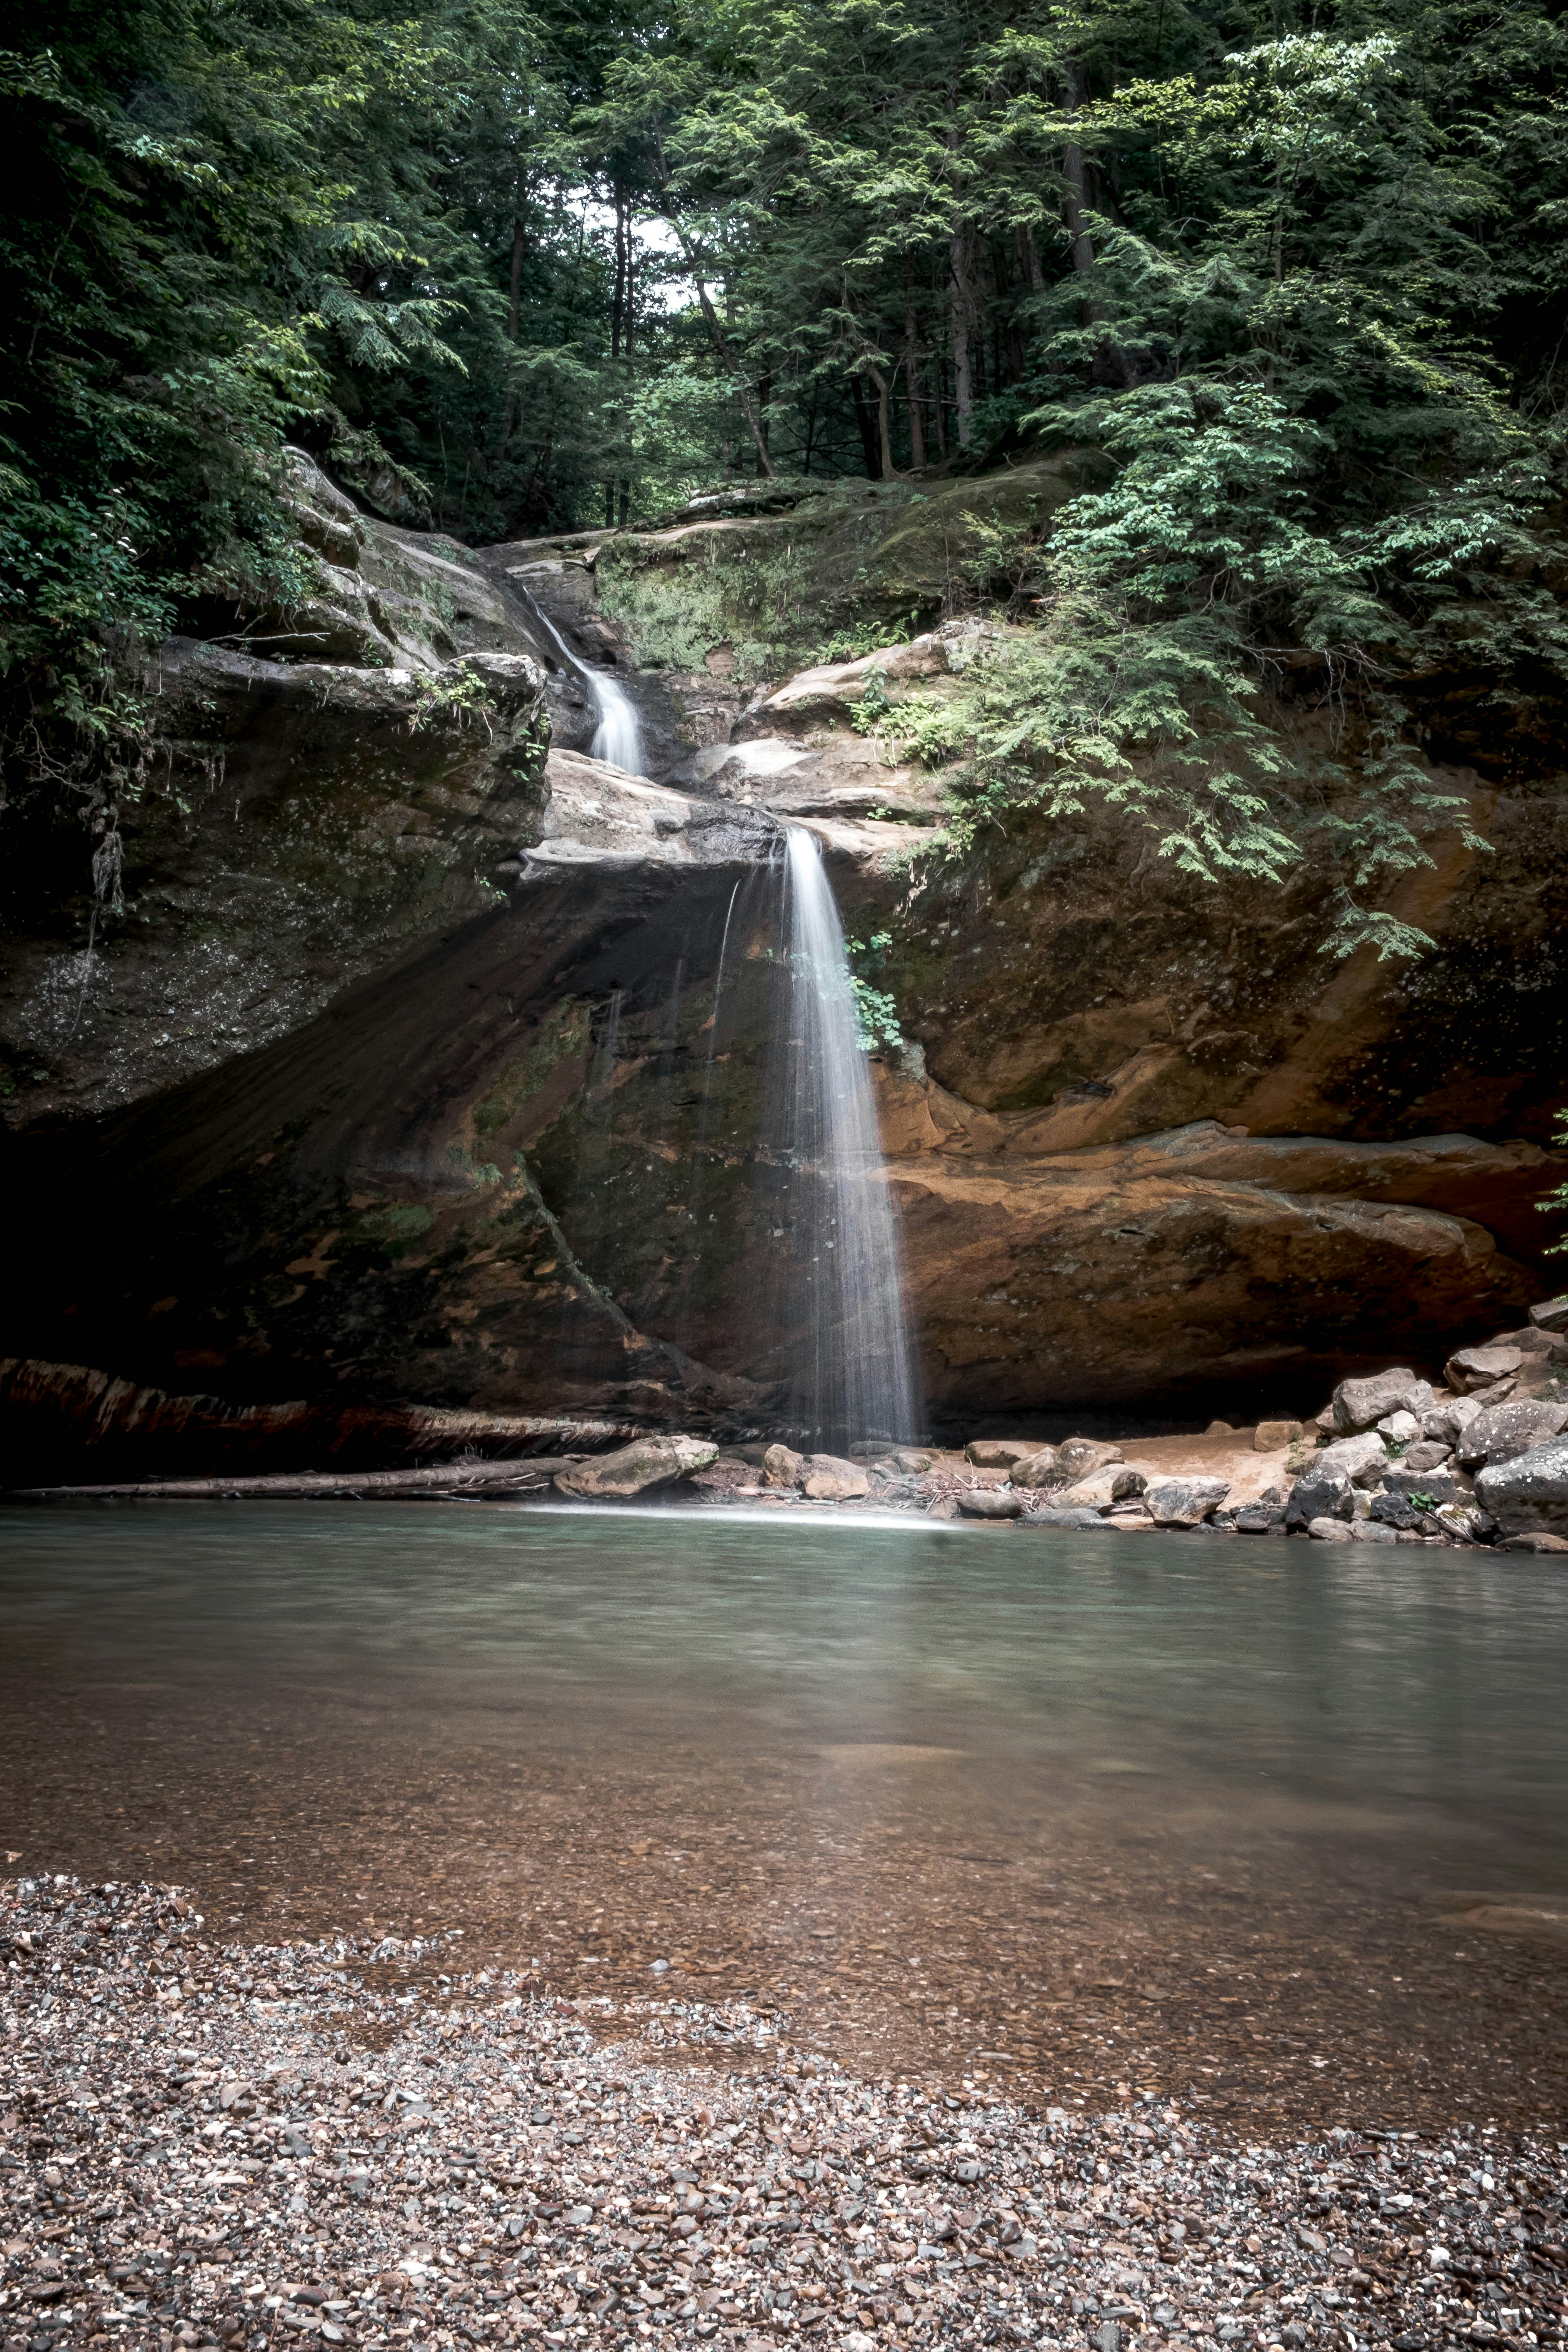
[[8, 1456, 578, 1503], [0, 1357, 652, 1486]]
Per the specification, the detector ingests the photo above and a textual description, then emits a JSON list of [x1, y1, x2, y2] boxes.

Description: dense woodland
[[3, 0, 1568, 945]]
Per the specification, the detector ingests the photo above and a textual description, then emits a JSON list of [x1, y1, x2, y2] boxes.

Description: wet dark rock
[[1285, 1468, 1354, 1528], [1145, 1477, 1230, 1527]]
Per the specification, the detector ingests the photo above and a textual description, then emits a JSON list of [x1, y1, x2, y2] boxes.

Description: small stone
[[1205, 1419, 1235, 1436], [1529, 1296, 1568, 1333], [1145, 1476, 1230, 1527], [1352, 1518, 1399, 1542], [895, 1449, 934, 1472], [956, 1487, 1023, 1519], [1307, 1516, 1356, 1542], [1053, 1467, 1148, 1514], [1376, 1409, 1422, 1445], [1233, 1503, 1286, 1533], [1401, 1440, 1452, 1472], [797, 1453, 870, 1500], [1254, 1420, 1302, 1450], [1445, 1343, 1524, 1394], [1370, 1493, 1423, 1531], [1058, 1437, 1125, 1481], [1316, 1431, 1390, 1487], [1009, 1444, 1062, 1488], [964, 1438, 1049, 1466], [1497, 1530, 1568, 1552], [1025, 1505, 1108, 1532]]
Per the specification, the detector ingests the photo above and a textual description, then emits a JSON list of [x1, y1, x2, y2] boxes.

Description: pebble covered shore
[[4, 1877, 1565, 2352]]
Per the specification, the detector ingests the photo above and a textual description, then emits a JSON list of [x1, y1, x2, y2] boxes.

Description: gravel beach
[[4, 1876, 1564, 2352]]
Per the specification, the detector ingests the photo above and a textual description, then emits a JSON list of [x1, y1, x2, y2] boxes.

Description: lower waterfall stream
[[777, 826, 920, 1449]]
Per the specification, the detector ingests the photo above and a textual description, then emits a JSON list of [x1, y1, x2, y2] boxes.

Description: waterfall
[[513, 584, 646, 777], [777, 827, 921, 1450]]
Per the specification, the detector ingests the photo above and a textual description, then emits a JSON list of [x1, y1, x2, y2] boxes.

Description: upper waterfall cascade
[[514, 585, 647, 777]]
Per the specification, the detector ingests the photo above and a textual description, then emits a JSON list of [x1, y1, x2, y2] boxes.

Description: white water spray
[[514, 586, 646, 776], [780, 827, 920, 1448]]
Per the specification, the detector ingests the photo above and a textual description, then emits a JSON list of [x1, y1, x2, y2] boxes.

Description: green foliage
[[405, 669, 501, 736], [844, 930, 904, 1049], [5, 0, 1567, 960], [1540, 1123, 1568, 1255]]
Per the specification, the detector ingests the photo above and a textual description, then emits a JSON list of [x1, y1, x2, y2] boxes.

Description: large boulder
[[798, 1454, 870, 1501], [1315, 1431, 1390, 1488], [965, 1437, 1047, 1467], [1285, 1466, 1354, 1527], [555, 1434, 719, 1498], [1254, 1419, 1302, 1450], [1445, 1343, 1524, 1394], [1475, 1437, 1568, 1536], [957, 1487, 1024, 1519], [763, 1443, 805, 1487], [1009, 1445, 1062, 1488], [1057, 1438, 1125, 1482], [1331, 1368, 1426, 1434], [1530, 1298, 1568, 1334], [1454, 1399, 1568, 1471], [1025, 1504, 1109, 1532], [1145, 1477, 1230, 1527]]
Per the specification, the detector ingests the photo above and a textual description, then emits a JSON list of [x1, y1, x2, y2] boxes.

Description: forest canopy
[[2, 0, 1566, 944]]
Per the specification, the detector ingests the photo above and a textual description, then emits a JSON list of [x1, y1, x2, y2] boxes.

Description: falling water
[[513, 585, 646, 776], [778, 826, 920, 1449]]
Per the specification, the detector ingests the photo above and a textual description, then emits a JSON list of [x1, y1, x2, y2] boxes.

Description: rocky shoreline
[[18, 1299, 1568, 1550], [508, 1298, 1568, 1555], [5, 1873, 1565, 2352]]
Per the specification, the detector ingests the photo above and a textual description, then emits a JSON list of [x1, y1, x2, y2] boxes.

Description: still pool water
[[4, 1500, 1567, 1889]]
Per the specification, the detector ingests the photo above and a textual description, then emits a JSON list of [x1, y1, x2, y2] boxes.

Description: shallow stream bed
[[2, 1504, 1566, 2136]]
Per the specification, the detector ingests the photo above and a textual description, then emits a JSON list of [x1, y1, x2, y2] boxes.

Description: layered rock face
[[3, 452, 1567, 1470]]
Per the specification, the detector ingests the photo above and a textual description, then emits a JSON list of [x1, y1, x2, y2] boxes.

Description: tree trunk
[[863, 361, 897, 478], [850, 372, 882, 478], [500, 203, 527, 450], [904, 303, 926, 468], [950, 225, 974, 448], [667, 226, 778, 476], [1062, 61, 1136, 387]]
